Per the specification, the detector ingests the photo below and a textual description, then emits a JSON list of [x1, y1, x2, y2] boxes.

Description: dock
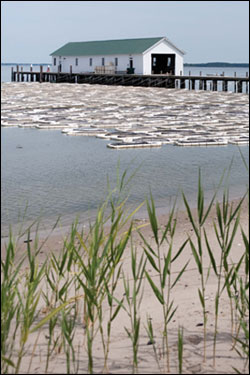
[[11, 66, 249, 93]]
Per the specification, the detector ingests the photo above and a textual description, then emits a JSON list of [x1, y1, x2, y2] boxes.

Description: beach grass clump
[[15, 230, 47, 374], [1, 230, 24, 374], [204, 188, 247, 366], [123, 241, 146, 374], [139, 193, 188, 372], [182, 169, 222, 362], [230, 226, 249, 373]]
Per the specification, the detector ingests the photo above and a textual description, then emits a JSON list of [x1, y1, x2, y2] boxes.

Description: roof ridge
[[67, 37, 164, 43]]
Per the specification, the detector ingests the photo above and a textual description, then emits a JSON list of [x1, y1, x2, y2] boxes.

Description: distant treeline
[[184, 62, 249, 67], [2, 63, 51, 66]]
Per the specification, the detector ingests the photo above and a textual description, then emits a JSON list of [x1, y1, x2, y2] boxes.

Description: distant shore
[[184, 62, 249, 68]]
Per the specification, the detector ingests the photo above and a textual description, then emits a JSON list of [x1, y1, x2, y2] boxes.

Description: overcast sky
[[1, 1, 249, 63]]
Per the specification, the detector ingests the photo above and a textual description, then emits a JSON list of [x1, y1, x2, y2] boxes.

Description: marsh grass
[[123, 240, 146, 374], [1, 160, 249, 374], [1, 229, 24, 374], [204, 188, 247, 366], [144, 315, 161, 373], [140, 193, 189, 372], [231, 228, 249, 374], [182, 168, 224, 362]]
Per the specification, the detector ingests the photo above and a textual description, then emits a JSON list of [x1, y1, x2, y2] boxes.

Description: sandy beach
[[1, 195, 249, 374]]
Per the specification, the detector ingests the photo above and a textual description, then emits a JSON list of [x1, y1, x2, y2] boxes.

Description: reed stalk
[[14, 231, 46, 374], [145, 315, 161, 372], [123, 241, 146, 374], [177, 326, 184, 374], [140, 193, 188, 372], [204, 189, 246, 366], [182, 169, 221, 362], [1, 229, 24, 374]]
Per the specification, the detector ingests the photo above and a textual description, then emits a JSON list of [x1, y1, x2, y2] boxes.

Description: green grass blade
[[201, 169, 226, 226], [145, 271, 164, 305], [198, 288, 205, 308], [171, 238, 188, 263], [216, 201, 224, 240], [182, 192, 199, 237], [138, 231, 157, 257], [1, 356, 16, 369], [171, 261, 190, 289], [111, 298, 124, 322], [30, 298, 76, 333], [167, 306, 178, 324], [189, 238, 202, 275], [144, 249, 159, 273], [178, 326, 184, 374], [162, 244, 172, 288], [160, 203, 176, 245], [198, 168, 204, 225], [204, 229, 218, 276], [146, 192, 159, 245], [225, 213, 240, 257]]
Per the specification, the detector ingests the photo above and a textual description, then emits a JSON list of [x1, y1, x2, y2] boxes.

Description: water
[[1, 65, 249, 236], [1, 127, 249, 236]]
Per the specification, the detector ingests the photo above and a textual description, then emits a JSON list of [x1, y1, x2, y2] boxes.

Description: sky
[[1, 1, 249, 64]]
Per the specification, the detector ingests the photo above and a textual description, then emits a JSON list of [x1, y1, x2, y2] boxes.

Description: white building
[[50, 37, 185, 75]]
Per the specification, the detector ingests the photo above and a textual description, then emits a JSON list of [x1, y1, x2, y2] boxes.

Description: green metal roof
[[50, 37, 165, 56]]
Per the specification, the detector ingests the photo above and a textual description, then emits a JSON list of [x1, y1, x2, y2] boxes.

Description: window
[[89, 58, 92, 66], [75, 58, 78, 66], [102, 57, 105, 66], [115, 58, 118, 66], [53, 57, 56, 66]]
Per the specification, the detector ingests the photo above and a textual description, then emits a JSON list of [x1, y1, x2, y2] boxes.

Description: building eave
[[142, 37, 186, 56]]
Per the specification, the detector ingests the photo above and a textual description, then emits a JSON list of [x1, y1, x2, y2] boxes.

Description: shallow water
[[2, 127, 249, 236]]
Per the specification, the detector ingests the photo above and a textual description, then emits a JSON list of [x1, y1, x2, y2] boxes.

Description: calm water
[[1, 64, 249, 236], [1, 127, 249, 236]]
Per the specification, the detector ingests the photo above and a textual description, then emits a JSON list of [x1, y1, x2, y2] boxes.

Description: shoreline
[[2, 193, 248, 264], [1, 187, 248, 239]]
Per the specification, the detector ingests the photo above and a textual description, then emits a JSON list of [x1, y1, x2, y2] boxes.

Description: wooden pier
[[11, 66, 249, 93]]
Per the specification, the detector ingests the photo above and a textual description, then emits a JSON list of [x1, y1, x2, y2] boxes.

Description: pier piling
[[9, 70, 249, 93]]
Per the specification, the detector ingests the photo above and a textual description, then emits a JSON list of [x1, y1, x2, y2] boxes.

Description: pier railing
[[11, 66, 249, 93]]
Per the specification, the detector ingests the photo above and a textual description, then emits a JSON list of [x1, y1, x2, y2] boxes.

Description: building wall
[[143, 40, 184, 75], [51, 40, 184, 75], [51, 54, 143, 74]]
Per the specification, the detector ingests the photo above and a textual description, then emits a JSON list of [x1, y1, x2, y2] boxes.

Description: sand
[[1, 196, 249, 374]]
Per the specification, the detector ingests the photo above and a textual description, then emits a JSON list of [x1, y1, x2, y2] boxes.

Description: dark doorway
[[151, 54, 175, 75]]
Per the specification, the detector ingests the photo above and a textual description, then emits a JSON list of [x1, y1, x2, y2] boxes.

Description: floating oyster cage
[[107, 141, 162, 149]]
